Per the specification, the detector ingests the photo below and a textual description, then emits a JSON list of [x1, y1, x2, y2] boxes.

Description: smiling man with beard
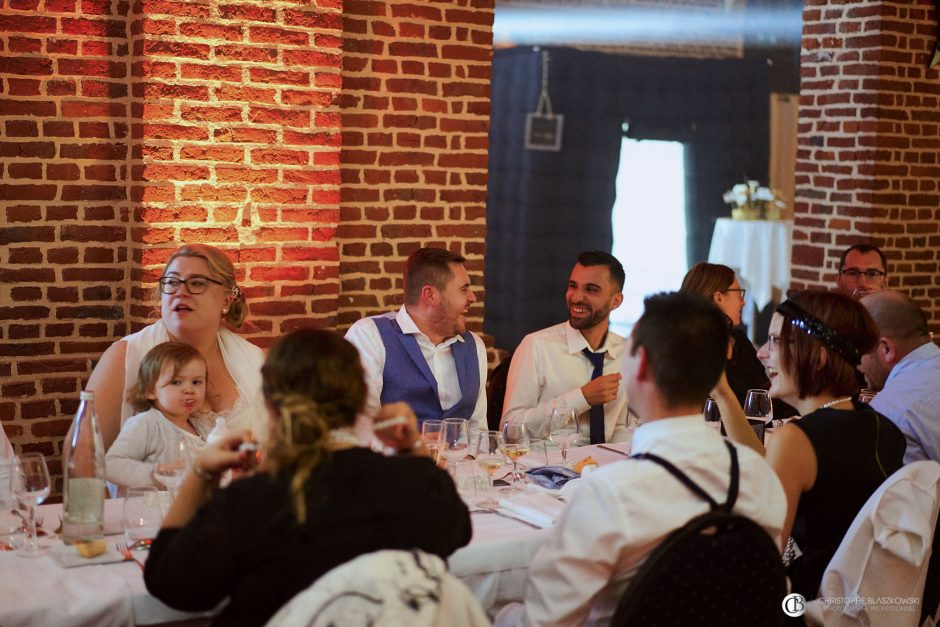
[[345, 247, 487, 433], [501, 251, 630, 444]]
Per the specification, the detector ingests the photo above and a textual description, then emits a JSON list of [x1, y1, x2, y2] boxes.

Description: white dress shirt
[[871, 341, 940, 464], [501, 322, 629, 443], [515, 416, 786, 627], [344, 306, 487, 434]]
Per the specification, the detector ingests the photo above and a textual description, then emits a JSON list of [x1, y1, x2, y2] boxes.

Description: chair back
[[804, 460, 940, 627], [611, 442, 787, 627], [265, 549, 491, 627], [486, 353, 512, 431]]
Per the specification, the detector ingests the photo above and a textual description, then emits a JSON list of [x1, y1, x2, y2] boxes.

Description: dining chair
[[803, 460, 940, 627], [610, 442, 787, 627], [265, 549, 491, 627]]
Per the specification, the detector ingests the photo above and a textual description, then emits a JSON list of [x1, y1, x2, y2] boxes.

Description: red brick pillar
[[793, 0, 940, 324], [336, 1, 494, 330]]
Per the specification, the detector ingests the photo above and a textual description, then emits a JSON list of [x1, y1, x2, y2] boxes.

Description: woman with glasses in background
[[680, 262, 796, 419], [87, 244, 265, 450]]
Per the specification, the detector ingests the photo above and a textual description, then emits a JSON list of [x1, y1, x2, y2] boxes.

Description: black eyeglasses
[[158, 275, 225, 295], [840, 269, 885, 279], [724, 288, 747, 298]]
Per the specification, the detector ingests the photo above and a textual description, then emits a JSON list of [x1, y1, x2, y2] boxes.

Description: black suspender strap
[[630, 440, 740, 512]]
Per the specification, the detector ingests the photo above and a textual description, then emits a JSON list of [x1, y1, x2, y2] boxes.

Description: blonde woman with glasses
[[87, 244, 265, 450]]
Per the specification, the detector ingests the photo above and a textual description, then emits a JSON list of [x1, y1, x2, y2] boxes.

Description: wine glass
[[421, 420, 443, 465], [439, 418, 470, 476], [703, 398, 721, 422], [13, 453, 51, 557], [858, 389, 877, 404], [500, 423, 530, 492], [744, 389, 772, 421], [743, 389, 771, 443], [548, 407, 580, 467], [153, 436, 189, 494], [122, 486, 163, 550], [0, 458, 21, 551], [474, 430, 503, 508]]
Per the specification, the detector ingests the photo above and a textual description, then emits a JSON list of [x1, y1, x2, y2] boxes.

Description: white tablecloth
[[0, 499, 213, 627], [0, 443, 634, 624], [448, 443, 632, 615], [708, 218, 792, 313]]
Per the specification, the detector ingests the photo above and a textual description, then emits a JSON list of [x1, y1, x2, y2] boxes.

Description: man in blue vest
[[345, 247, 487, 433]]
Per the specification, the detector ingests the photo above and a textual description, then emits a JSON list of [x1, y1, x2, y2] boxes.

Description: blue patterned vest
[[374, 316, 480, 427]]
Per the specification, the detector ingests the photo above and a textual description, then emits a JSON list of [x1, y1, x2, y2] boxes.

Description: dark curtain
[[485, 47, 770, 351]]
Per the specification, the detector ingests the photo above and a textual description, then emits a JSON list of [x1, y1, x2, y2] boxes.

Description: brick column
[[793, 0, 940, 325], [1, 0, 496, 491], [336, 1, 493, 331]]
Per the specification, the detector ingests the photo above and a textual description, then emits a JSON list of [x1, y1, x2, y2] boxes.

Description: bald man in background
[[860, 290, 940, 463]]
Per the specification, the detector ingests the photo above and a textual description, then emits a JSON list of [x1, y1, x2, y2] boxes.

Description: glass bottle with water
[[62, 390, 106, 544]]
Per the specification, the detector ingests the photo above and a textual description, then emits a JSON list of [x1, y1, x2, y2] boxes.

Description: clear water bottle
[[62, 390, 106, 544]]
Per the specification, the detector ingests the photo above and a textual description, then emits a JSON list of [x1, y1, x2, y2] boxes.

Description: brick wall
[[0, 0, 494, 491], [793, 0, 940, 328], [336, 1, 492, 331]]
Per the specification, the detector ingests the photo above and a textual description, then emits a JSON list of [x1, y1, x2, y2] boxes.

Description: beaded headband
[[776, 300, 861, 366]]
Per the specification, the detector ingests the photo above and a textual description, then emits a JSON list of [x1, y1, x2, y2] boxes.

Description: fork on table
[[115, 542, 145, 570]]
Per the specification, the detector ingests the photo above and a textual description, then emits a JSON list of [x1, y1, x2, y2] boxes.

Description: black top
[[144, 448, 471, 626], [787, 403, 906, 598], [727, 327, 798, 419]]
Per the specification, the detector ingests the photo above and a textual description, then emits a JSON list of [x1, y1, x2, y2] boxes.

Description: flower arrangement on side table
[[722, 180, 786, 220]]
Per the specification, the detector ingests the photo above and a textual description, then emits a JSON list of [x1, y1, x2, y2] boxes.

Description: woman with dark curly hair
[[751, 290, 905, 598], [144, 328, 471, 626]]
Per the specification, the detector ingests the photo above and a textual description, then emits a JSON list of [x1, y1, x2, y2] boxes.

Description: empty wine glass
[[153, 436, 188, 494], [439, 418, 470, 477], [474, 430, 503, 508], [0, 458, 20, 551], [421, 420, 443, 466], [122, 486, 163, 550], [13, 453, 51, 557], [500, 422, 530, 492], [548, 407, 579, 467]]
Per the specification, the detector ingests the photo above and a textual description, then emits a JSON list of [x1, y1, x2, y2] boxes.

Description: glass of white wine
[[500, 423, 530, 492], [548, 407, 580, 467], [475, 430, 503, 508]]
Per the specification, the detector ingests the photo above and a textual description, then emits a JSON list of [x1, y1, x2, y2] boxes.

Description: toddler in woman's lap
[[106, 342, 211, 490]]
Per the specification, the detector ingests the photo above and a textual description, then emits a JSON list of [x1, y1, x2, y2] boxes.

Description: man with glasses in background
[[836, 244, 888, 299]]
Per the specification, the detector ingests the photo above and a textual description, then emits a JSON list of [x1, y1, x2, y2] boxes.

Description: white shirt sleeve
[[469, 333, 488, 434], [344, 318, 386, 420], [105, 413, 161, 489], [501, 335, 589, 438], [522, 478, 626, 627]]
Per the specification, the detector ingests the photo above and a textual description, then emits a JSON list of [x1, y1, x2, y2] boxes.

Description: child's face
[[148, 358, 207, 421]]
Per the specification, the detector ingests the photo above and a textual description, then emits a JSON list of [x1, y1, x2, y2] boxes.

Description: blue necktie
[[582, 348, 606, 444]]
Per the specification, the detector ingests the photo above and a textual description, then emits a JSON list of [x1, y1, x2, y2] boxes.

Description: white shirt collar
[[629, 415, 706, 455], [395, 305, 465, 346], [563, 321, 621, 360]]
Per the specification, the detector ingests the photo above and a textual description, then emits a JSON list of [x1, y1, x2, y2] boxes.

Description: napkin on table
[[525, 465, 579, 490], [498, 492, 567, 528]]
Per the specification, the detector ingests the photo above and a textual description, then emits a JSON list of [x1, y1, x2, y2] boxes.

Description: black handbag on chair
[[610, 441, 787, 627]]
